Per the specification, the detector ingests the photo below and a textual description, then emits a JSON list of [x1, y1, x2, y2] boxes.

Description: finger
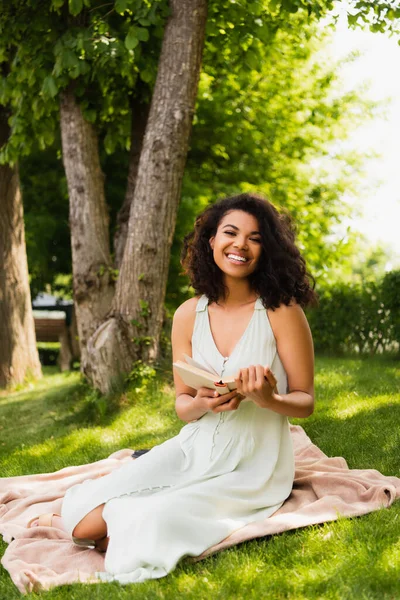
[[218, 389, 238, 401], [264, 367, 277, 388], [248, 365, 256, 390], [213, 394, 241, 412], [241, 368, 249, 393], [255, 364, 265, 388], [210, 389, 237, 409], [234, 370, 243, 394], [198, 387, 219, 398]]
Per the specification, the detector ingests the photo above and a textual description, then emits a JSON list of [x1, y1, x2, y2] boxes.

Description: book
[[173, 354, 237, 395]]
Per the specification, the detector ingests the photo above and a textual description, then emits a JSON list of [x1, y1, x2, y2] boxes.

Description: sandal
[[27, 512, 98, 549], [27, 513, 62, 529], [72, 536, 97, 549]]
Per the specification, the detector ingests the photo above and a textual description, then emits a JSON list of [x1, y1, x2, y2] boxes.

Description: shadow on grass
[[0, 374, 87, 453], [0, 374, 182, 475], [1, 356, 399, 476]]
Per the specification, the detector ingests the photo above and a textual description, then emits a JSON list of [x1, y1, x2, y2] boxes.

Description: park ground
[[0, 356, 399, 599]]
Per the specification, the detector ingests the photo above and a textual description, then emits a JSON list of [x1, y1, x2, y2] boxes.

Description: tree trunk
[[60, 87, 115, 372], [113, 97, 149, 269], [86, 0, 208, 393], [0, 107, 42, 387]]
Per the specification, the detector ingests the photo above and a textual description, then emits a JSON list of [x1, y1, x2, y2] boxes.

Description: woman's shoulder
[[267, 300, 310, 338], [171, 296, 202, 343], [173, 296, 202, 322]]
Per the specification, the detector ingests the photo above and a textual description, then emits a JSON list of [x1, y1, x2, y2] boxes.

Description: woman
[[29, 193, 316, 584]]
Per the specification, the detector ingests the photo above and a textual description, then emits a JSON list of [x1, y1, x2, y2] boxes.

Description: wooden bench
[[33, 309, 80, 371]]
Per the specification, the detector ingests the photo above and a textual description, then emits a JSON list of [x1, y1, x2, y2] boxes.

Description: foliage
[[126, 359, 157, 393], [82, 387, 109, 422], [381, 269, 400, 343], [0, 0, 388, 313], [307, 269, 400, 355], [1, 358, 399, 598], [20, 146, 71, 297], [166, 14, 378, 309], [0, 0, 335, 163], [36, 342, 61, 366], [346, 0, 400, 35], [0, 0, 169, 163]]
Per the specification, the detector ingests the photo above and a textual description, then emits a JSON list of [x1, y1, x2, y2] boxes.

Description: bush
[[307, 270, 400, 355], [36, 342, 60, 365], [381, 270, 400, 346]]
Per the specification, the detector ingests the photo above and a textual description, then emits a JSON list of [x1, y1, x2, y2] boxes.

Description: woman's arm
[[232, 303, 314, 418]]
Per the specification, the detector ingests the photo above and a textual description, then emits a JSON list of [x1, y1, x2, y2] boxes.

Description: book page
[[182, 352, 219, 377]]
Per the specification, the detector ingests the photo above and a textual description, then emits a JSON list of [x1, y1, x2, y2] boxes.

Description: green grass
[[0, 357, 399, 599]]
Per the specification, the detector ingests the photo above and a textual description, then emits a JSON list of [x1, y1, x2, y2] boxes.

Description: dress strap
[[254, 297, 265, 310], [195, 295, 209, 312]]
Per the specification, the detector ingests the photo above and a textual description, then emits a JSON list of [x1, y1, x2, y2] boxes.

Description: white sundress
[[61, 295, 295, 584]]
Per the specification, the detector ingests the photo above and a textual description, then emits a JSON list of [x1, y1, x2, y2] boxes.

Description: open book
[[173, 354, 237, 395]]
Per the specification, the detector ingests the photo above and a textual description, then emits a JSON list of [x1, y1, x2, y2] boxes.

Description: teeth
[[227, 254, 247, 262]]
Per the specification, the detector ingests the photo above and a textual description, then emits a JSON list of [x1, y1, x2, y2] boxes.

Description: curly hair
[[180, 193, 317, 309]]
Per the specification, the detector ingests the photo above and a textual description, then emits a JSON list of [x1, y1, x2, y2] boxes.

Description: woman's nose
[[233, 237, 248, 249]]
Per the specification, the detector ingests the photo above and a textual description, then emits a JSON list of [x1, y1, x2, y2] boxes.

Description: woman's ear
[[209, 236, 214, 250]]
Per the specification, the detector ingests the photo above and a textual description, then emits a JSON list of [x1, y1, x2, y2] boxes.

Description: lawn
[[0, 356, 399, 599]]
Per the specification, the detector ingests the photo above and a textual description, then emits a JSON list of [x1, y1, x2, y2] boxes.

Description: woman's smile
[[225, 252, 250, 266]]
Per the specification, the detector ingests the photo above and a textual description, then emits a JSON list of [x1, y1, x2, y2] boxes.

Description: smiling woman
[[22, 193, 318, 586]]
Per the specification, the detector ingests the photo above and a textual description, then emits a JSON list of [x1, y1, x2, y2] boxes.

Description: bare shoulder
[[171, 296, 200, 354], [173, 296, 200, 322], [267, 301, 310, 337]]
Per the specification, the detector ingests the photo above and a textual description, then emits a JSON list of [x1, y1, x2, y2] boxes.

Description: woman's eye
[[224, 231, 261, 243]]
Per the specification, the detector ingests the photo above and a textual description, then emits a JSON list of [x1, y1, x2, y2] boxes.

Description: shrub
[[307, 270, 400, 355]]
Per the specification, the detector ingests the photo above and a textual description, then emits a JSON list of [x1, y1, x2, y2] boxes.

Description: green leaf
[[51, 0, 65, 9], [135, 27, 149, 42], [68, 0, 83, 16], [62, 49, 80, 69], [42, 76, 58, 98], [139, 69, 152, 83], [115, 0, 128, 14], [104, 131, 116, 154], [84, 108, 97, 123], [125, 27, 139, 50], [267, 0, 280, 13], [347, 13, 359, 26]]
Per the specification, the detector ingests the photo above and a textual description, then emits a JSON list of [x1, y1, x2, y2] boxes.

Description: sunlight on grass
[[333, 393, 399, 419], [0, 357, 399, 599], [379, 537, 400, 570]]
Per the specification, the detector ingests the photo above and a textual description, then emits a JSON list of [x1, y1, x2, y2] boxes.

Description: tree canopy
[[9, 2, 380, 304]]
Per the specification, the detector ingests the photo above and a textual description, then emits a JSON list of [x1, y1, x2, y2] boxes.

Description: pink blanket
[[1, 425, 399, 593]]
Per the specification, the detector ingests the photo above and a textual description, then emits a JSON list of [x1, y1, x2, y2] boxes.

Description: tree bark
[[0, 107, 42, 387], [60, 87, 115, 372], [113, 97, 149, 269], [86, 0, 208, 393]]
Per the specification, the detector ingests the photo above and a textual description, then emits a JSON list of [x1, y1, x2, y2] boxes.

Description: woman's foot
[[72, 504, 108, 552], [28, 512, 107, 551], [28, 513, 64, 530]]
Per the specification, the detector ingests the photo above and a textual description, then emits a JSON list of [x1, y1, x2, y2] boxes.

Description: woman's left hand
[[234, 365, 278, 408]]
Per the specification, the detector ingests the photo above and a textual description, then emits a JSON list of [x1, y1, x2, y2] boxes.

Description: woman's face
[[209, 210, 262, 278]]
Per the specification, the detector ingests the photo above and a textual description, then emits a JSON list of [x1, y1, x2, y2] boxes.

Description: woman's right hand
[[194, 387, 244, 414]]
